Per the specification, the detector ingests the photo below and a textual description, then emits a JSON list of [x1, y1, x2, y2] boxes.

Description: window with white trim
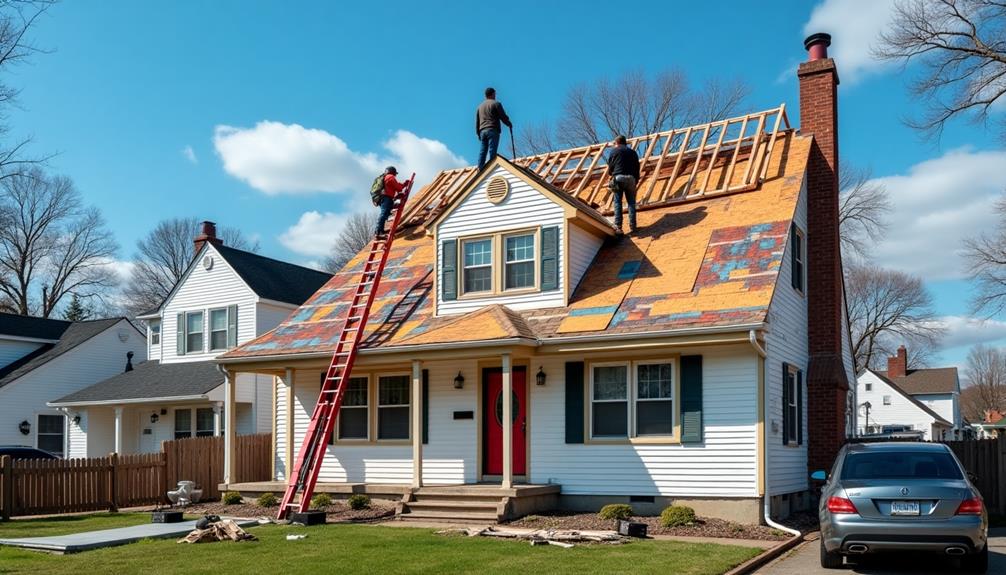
[[338, 377, 370, 440], [462, 238, 493, 294], [377, 375, 410, 440], [37, 414, 65, 457], [209, 309, 228, 351], [185, 311, 204, 354], [150, 320, 160, 345], [786, 368, 799, 444], [790, 224, 805, 293], [883, 395, 892, 405], [504, 233, 535, 290], [174, 409, 192, 440], [195, 408, 215, 437], [864, 381, 872, 391], [590, 361, 676, 439]]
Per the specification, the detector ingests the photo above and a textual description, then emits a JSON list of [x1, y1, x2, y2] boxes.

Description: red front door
[[483, 367, 527, 476]]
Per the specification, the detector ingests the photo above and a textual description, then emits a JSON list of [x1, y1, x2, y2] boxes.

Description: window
[[590, 361, 677, 440], [185, 311, 204, 354], [790, 224, 805, 293], [174, 409, 192, 440], [462, 238, 493, 294], [883, 395, 892, 406], [377, 375, 410, 440], [504, 233, 535, 290], [195, 408, 215, 437], [786, 368, 799, 444], [635, 363, 674, 436], [591, 364, 629, 438], [864, 382, 872, 392], [209, 309, 228, 351], [150, 320, 160, 345], [37, 414, 64, 457], [338, 377, 370, 440]]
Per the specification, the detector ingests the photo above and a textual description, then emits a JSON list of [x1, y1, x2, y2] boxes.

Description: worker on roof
[[374, 166, 406, 238], [475, 87, 512, 170], [607, 135, 640, 235]]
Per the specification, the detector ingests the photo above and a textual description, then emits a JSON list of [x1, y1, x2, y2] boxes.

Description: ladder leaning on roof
[[277, 173, 416, 520]]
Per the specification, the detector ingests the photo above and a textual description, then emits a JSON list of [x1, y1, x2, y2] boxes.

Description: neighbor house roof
[[0, 319, 131, 389], [866, 369, 952, 426], [0, 312, 72, 341], [214, 245, 333, 306], [882, 367, 959, 395], [220, 106, 806, 361], [49, 360, 224, 406]]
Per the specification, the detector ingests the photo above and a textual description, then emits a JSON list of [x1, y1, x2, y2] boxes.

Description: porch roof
[[49, 360, 223, 407]]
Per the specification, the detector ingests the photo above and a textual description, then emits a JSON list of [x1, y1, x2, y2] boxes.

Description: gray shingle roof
[[0, 319, 128, 389], [50, 360, 224, 405], [215, 245, 332, 306], [884, 367, 959, 395], [0, 312, 71, 341]]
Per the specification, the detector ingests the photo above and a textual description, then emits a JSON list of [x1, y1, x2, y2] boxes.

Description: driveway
[[756, 528, 1006, 575]]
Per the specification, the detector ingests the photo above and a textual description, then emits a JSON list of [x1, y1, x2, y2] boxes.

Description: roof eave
[[48, 394, 211, 408]]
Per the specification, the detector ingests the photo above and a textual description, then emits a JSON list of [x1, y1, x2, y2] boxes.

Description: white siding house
[[856, 369, 952, 440]]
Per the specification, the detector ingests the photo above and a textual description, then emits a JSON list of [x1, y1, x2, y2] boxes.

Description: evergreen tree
[[62, 294, 90, 322]]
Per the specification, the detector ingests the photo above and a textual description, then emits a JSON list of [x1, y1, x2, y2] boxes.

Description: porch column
[[213, 402, 223, 437], [284, 368, 294, 481], [223, 369, 237, 485], [502, 353, 513, 489], [113, 406, 123, 454], [411, 359, 423, 488]]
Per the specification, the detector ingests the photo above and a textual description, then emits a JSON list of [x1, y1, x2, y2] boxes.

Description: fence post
[[109, 452, 119, 513], [1, 455, 11, 521], [998, 435, 1006, 516]]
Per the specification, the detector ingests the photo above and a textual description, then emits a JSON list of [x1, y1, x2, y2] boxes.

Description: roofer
[[607, 135, 640, 234], [374, 166, 406, 238], [475, 87, 512, 170]]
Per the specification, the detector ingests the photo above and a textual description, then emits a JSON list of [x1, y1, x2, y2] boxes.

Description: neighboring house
[[216, 35, 856, 524], [973, 411, 1005, 439], [0, 313, 144, 457], [866, 345, 964, 440], [49, 222, 332, 457], [855, 368, 952, 441]]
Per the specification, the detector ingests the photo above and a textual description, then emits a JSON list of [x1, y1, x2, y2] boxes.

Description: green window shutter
[[564, 361, 584, 444], [541, 226, 559, 291], [680, 355, 703, 443], [782, 362, 790, 445], [789, 224, 798, 290], [797, 369, 804, 446], [422, 369, 429, 445], [441, 239, 457, 301], [227, 305, 238, 348], [176, 313, 185, 356]]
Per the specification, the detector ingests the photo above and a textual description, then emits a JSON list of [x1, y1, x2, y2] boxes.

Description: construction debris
[[440, 526, 627, 547], [177, 519, 257, 544]]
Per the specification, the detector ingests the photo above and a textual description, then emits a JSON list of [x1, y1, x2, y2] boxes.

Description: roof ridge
[[215, 244, 332, 277], [867, 369, 952, 426]]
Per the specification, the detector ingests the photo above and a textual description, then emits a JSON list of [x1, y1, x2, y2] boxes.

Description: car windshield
[[841, 451, 963, 480]]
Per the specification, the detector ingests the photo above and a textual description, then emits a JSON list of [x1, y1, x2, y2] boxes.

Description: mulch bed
[[508, 511, 796, 541], [184, 500, 395, 523]]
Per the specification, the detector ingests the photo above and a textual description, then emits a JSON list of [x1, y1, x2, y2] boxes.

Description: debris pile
[[441, 526, 627, 547], [178, 519, 257, 544]]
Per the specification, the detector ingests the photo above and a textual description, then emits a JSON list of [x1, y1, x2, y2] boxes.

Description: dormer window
[[462, 238, 493, 294], [149, 320, 160, 345], [504, 233, 535, 290]]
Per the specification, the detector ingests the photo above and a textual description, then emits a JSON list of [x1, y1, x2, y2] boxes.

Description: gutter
[[48, 394, 209, 408]]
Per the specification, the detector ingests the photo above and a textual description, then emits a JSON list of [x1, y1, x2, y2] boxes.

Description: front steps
[[396, 484, 561, 523]]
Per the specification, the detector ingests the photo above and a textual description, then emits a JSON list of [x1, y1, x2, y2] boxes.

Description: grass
[[0, 513, 761, 575]]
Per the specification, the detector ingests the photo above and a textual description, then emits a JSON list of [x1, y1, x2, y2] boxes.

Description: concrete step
[[399, 509, 500, 522], [410, 494, 502, 504], [406, 500, 499, 511]]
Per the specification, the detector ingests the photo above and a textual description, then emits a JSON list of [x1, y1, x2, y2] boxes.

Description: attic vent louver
[[486, 176, 510, 204]]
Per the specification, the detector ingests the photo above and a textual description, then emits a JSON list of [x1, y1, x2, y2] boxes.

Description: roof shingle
[[50, 360, 224, 405], [0, 319, 128, 389]]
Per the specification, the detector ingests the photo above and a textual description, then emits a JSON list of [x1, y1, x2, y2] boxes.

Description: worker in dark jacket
[[475, 87, 512, 170], [607, 135, 640, 234], [375, 166, 406, 238]]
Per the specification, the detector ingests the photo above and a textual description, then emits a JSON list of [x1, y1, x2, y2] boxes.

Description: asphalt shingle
[[50, 360, 224, 405]]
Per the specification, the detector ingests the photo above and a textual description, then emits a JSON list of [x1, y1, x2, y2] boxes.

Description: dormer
[[432, 156, 615, 316]]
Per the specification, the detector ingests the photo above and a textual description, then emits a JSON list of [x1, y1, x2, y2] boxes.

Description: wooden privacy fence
[[1, 433, 271, 520], [942, 435, 1006, 515]]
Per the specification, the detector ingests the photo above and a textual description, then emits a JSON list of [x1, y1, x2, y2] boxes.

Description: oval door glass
[[495, 390, 519, 425]]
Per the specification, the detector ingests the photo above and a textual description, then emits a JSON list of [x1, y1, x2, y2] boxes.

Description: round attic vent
[[486, 176, 510, 205], [203, 255, 214, 271]]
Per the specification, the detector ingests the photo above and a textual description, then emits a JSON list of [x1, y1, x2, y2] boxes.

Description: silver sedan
[[813, 442, 988, 572]]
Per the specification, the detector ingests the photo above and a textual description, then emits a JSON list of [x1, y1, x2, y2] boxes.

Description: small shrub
[[598, 503, 633, 521], [256, 492, 278, 507], [222, 491, 243, 505], [660, 505, 696, 527], [310, 493, 333, 509], [347, 494, 370, 510]]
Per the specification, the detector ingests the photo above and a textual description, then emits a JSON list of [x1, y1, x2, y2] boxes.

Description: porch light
[[150, 412, 159, 424], [453, 371, 465, 389], [72, 415, 81, 426], [18, 420, 30, 435], [536, 367, 547, 386]]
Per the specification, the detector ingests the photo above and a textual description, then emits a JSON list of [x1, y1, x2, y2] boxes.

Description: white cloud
[[182, 145, 197, 164], [803, 0, 896, 84], [213, 122, 466, 195], [866, 148, 1006, 280], [933, 316, 1006, 351], [278, 211, 350, 258]]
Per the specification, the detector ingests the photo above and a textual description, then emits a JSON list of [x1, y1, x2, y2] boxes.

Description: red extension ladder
[[278, 173, 415, 520]]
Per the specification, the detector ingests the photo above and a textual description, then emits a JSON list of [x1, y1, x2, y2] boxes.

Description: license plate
[[891, 501, 920, 516]]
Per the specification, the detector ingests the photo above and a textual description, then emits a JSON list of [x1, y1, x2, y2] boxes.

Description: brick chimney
[[193, 220, 223, 255], [887, 345, 907, 378], [799, 32, 850, 475]]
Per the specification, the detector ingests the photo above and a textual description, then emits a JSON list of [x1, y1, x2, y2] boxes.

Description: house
[[972, 410, 1005, 439], [215, 34, 855, 524], [0, 312, 144, 457], [855, 345, 963, 440], [48, 222, 332, 457]]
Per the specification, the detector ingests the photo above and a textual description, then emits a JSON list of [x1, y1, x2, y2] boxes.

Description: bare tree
[[875, 0, 1006, 141], [961, 343, 1006, 421], [0, 168, 118, 317], [121, 217, 259, 317], [522, 69, 751, 154], [846, 262, 945, 372], [964, 196, 1006, 316], [324, 212, 378, 273], [839, 165, 891, 261]]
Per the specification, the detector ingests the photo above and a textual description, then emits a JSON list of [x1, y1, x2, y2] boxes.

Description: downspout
[[749, 330, 801, 537]]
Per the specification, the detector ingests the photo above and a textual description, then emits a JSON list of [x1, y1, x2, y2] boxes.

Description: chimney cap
[[804, 32, 832, 51]]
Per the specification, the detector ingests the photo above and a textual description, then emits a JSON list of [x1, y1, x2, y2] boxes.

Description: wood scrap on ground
[[438, 526, 627, 547], [178, 520, 257, 544]]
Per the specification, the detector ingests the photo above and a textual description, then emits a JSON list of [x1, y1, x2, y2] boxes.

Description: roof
[[865, 369, 953, 426], [214, 245, 333, 306], [0, 312, 71, 341], [882, 367, 959, 395], [0, 319, 129, 389], [220, 108, 808, 361], [49, 360, 224, 405]]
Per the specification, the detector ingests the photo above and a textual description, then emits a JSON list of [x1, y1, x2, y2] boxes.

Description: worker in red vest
[[375, 166, 406, 238]]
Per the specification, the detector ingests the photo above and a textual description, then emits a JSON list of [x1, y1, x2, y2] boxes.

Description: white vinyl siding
[[437, 166, 566, 315], [856, 371, 948, 440], [568, 224, 603, 295], [274, 376, 289, 481], [0, 339, 45, 369]]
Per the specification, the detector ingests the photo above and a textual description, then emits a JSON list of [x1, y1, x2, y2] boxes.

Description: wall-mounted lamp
[[18, 420, 30, 435], [536, 366, 547, 386], [453, 371, 465, 389], [150, 412, 160, 424], [72, 415, 81, 426]]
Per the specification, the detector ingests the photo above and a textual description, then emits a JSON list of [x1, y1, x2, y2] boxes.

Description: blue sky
[[8, 0, 1006, 372]]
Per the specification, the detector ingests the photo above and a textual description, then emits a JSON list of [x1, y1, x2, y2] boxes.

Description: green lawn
[[0, 514, 761, 575]]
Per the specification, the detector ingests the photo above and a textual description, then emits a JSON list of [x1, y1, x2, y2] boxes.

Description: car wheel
[[962, 544, 988, 574], [820, 538, 843, 569]]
